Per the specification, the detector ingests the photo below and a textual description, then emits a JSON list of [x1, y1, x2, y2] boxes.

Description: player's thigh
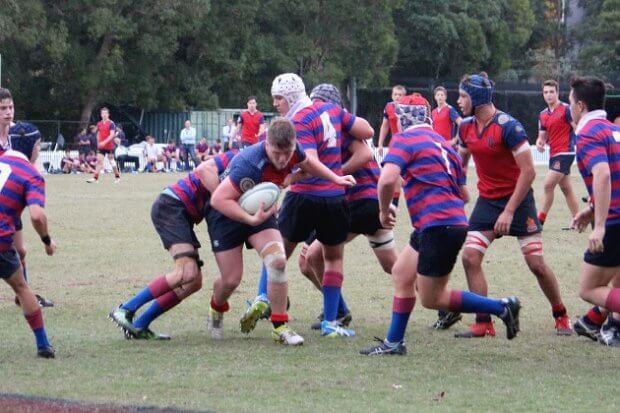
[[0, 248, 23, 287], [544, 169, 565, 188], [416, 273, 450, 305], [416, 226, 467, 278], [248, 228, 283, 253], [580, 262, 618, 292], [315, 197, 350, 246], [151, 195, 201, 251]]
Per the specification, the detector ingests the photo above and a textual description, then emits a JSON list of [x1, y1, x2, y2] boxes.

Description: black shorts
[[349, 199, 383, 235], [469, 190, 542, 237], [0, 248, 20, 279], [206, 208, 278, 252], [15, 218, 22, 232], [549, 154, 574, 175], [151, 194, 200, 250], [410, 226, 468, 277], [97, 148, 114, 156], [278, 192, 350, 246], [584, 225, 620, 267]]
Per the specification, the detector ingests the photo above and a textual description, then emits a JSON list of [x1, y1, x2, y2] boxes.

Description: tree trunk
[[78, 33, 114, 128]]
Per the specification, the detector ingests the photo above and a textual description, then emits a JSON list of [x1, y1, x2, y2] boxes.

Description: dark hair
[[570, 76, 606, 112], [247, 96, 257, 103], [0, 88, 13, 101], [542, 79, 559, 91], [434, 86, 447, 95]]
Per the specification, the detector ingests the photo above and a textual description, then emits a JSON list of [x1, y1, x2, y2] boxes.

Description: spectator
[[179, 120, 199, 170], [143, 135, 162, 173], [162, 140, 179, 171], [195, 137, 209, 162], [431, 86, 462, 146], [87, 125, 98, 153], [85, 150, 98, 173], [236, 96, 265, 148], [60, 149, 79, 174], [209, 138, 222, 157], [114, 137, 140, 172], [222, 117, 236, 151], [76, 128, 92, 162]]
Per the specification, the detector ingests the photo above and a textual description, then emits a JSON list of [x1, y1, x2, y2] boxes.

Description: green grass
[[0, 169, 618, 412]]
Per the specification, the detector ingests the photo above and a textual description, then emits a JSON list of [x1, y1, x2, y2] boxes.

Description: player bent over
[[360, 98, 520, 356], [434, 73, 571, 337], [569, 76, 620, 347], [208, 117, 355, 345], [0, 150, 57, 358], [109, 153, 225, 340]]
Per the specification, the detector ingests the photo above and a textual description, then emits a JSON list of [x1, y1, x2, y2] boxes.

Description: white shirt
[[222, 125, 234, 140], [180, 126, 197, 145], [145, 143, 160, 159]]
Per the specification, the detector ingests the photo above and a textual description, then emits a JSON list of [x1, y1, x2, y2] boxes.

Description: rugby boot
[[272, 324, 304, 346], [430, 311, 462, 330], [320, 320, 355, 337], [498, 296, 521, 340], [573, 316, 601, 342], [311, 310, 353, 330], [599, 317, 620, 347], [554, 314, 573, 336], [208, 308, 224, 340], [108, 305, 136, 339], [360, 337, 406, 356], [454, 321, 496, 338], [132, 328, 171, 340], [37, 346, 55, 359], [240, 296, 269, 334]]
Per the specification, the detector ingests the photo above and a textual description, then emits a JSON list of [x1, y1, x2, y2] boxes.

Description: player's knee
[[367, 231, 395, 251], [462, 232, 489, 269], [16, 246, 26, 260], [418, 291, 437, 309], [578, 285, 593, 302], [222, 274, 242, 291], [185, 273, 203, 294], [526, 259, 547, 278], [261, 241, 287, 283], [519, 235, 544, 271], [461, 249, 482, 271], [392, 270, 415, 291], [543, 181, 556, 193]]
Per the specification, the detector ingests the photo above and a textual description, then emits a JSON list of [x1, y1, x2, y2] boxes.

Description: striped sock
[[133, 291, 181, 330], [585, 306, 605, 326], [322, 271, 343, 322], [121, 275, 170, 312], [386, 296, 415, 343], [25, 309, 50, 350]]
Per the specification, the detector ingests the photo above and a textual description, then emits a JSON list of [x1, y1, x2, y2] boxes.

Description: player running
[[360, 94, 520, 356], [569, 76, 620, 347], [536, 80, 579, 225], [86, 107, 121, 183], [207, 117, 355, 345], [434, 73, 572, 337]]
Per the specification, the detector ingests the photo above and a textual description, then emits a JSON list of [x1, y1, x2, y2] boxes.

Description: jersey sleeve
[[449, 106, 460, 122], [458, 123, 468, 148], [294, 142, 307, 165], [564, 105, 573, 123], [501, 117, 529, 151], [577, 133, 608, 175], [259, 114, 265, 124], [110, 121, 116, 131], [227, 155, 259, 191], [294, 118, 319, 152], [382, 134, 410, 173], [341, 110, 356, 133], [238, 115, 244, 125], [25, 172, 45, 207], [383, 104, 390, 120]]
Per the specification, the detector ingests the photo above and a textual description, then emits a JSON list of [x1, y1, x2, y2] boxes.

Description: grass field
[[0, 168, 618, 412]]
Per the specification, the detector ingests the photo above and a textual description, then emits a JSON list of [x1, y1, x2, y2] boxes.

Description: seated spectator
[[143, 135, 162, 173], [84, 150, 98, 173], [76, 128, 92, 162], [162, 140, 179, 171], [115, 139, 140, 172], [195, 137, 209, 162], [60, 149, 80, 174], [208, 138, 222, 157]]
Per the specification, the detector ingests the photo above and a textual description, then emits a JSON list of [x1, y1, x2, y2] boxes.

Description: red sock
[[552, 303, 567, 318], [147, 275, 172, 298], [155, 290, 181, 311], [210, 295, 230, 313], [25, 308, 44, 330], [605, 288, 620, 313], [538, 212, 547, 224], [94, 173, 99, 180], [586, 306, 605, 326]]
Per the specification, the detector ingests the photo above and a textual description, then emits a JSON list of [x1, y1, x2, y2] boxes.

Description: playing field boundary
[[0, 393, 214, 413]]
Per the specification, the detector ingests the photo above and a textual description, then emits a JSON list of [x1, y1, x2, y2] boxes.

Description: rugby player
[[431, 86, 462, 147], [86, 107, 121, 183], [377, 85, 406, 157]]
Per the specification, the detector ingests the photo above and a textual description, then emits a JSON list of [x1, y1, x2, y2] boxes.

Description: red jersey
[[97, 120, 116, 151], [383, 102, 399, 135], [432, 104, 460, 141], [238, 111, 265, 145], [460, 112, 529, 199], [538, 102, 574, 156]]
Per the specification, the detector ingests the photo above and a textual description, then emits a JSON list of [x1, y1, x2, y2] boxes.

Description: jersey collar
[[575, 110, 607, 135]]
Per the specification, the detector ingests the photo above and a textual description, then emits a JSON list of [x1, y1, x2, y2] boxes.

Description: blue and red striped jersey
[[290, 101, 355, 197], [384, 125, 467, 231], [459, 111, 529, 199], [227, 141, 306, 192], [341, 133, 380, 202], [576, 113, 620, 227], [539, 102, 574, 156], [0, 151, 45, 252], [168, 150, 236, 224]]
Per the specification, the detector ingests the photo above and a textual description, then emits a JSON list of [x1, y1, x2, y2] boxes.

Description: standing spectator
[[86, 107, 121, 183], [431, 86, 462, 146], [179, 120, 199, 170], [236, 96, 265, 148], [144, 135, 162, 173], [162, 140, 179, 171], [87, 125, 98, 151], [76, 128, 92, 163], [222, 118, 236, 151], [195, 137, 209, 162]]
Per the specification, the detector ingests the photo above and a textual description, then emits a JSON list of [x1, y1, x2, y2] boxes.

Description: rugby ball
[[239, 182, 281, 214]]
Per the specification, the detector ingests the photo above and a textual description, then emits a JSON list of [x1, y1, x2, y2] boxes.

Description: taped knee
[[260, 241, 287, 283], [519, 234, 543, 256], [464, 231, 490, 254], [367, 231, 395, 250]]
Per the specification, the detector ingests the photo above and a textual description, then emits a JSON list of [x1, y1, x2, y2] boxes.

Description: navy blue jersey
[[8, 122, 41, 161]]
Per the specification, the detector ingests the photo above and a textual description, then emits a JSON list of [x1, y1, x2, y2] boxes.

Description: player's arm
[[211, 177, 276, 226], [342, 140, 373, 175], [194, 160, 221, 193], [30, 139, 41, 164], [494, 143, 536, 235], [346, 116, 374, 141], [258, 119, 266, 138], [377, 118, 389, 155], [536, 130, 547, 153], [28, 205, 56, 256], [297, 149, 355, 187], [377, 163, 401, 229]]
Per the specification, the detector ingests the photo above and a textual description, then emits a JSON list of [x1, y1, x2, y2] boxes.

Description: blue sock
[[386, 312, 411, 343], [458, 291, 505, 316], [121, 287, 155, 313], [338, 294, 349, 316], [257, 264, 268, 299], [133, 301, 164, 329], [33, 328, 50, 350], [323, 286, 341, 322]]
